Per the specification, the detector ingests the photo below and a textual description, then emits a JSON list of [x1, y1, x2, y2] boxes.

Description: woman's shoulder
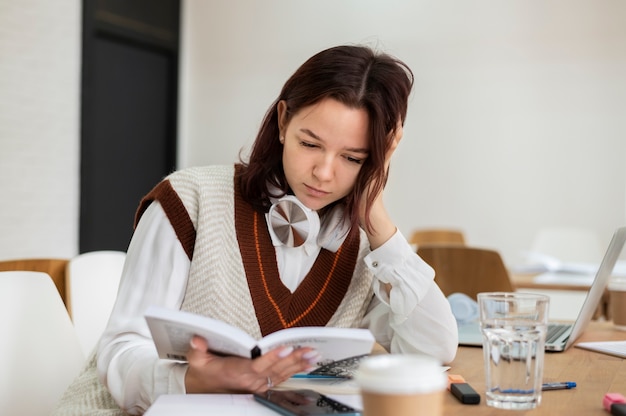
[[166, 164, 235, 186]]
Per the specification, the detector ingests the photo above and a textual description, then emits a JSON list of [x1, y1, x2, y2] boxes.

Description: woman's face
[[278, 98, 369, 211]]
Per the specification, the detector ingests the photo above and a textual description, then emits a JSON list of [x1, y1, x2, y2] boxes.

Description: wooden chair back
[[0, 258, 69, 307], [409, 229, 466, 247], [417, 245, 514, 300]]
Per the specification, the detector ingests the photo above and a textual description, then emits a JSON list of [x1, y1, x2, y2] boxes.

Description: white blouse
[[97, 201, 458, 414]]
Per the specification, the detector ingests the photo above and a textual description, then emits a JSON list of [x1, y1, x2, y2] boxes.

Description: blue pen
[[498, 382, 576, 394], [291, 374, 339, 379], [542, 382, 577, 391]]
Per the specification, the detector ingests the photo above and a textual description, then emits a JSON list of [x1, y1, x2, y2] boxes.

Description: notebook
[[457, 226, 626, 352], [575, 341, 626, 358]]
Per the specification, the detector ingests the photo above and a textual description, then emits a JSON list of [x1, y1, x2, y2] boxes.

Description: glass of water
[[478, 292, 550, 410]]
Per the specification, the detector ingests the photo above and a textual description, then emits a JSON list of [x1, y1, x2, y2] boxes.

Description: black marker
[[450, 382, 481, 404]]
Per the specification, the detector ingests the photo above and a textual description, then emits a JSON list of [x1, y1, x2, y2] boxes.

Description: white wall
[[179, 0, 626, 266], [0, 0, 81, 260], [0, 0, 624, 267]]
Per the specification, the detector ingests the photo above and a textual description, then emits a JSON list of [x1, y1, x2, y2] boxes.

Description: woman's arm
[[357, 123, 458, 363], [360, 231, 458, 364], [97, 202, 191, 414]]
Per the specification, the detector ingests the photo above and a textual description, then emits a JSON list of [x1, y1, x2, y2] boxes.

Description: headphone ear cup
[[268, 196, 320, 247]]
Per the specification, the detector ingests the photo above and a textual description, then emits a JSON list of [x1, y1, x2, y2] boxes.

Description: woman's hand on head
[[358, 121, 403, 248], [184, 335, 320, 394], [384, 120, 403, 171]]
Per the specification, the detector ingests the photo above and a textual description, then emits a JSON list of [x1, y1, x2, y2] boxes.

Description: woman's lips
[[304, 184, 329, 197]]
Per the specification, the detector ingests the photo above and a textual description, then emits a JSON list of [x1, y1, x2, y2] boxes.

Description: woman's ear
[[277, 100, 288, 139]]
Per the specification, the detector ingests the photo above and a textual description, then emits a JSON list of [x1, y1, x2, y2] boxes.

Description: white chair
[[66, 250, 126, 355], [0, 271, 85, 415]]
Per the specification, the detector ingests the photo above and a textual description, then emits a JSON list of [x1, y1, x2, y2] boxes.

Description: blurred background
[[1, 0, 625, 267]]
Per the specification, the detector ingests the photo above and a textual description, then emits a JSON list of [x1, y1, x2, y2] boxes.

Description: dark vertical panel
[[80, 0, 179, 252]]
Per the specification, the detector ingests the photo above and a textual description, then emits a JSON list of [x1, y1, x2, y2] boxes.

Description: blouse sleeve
[[97, 201, 191, 415], [360, 230, 458, 364]]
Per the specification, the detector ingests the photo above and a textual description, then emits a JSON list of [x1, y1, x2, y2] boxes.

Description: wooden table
[[444, 321, 626, 415], [146, 321, 626, 415]]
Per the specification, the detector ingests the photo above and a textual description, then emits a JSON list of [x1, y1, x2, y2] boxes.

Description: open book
[[145, 305, 375, 373]]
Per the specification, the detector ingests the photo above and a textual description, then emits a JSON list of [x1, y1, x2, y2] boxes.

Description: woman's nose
[[313, 156, 334, 181]]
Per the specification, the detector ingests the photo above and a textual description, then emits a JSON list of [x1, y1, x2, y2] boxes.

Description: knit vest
[[53, 165, 374, 415]]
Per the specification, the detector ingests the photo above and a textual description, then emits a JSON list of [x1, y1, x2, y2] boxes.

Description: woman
[[54, 44, 457, 415]]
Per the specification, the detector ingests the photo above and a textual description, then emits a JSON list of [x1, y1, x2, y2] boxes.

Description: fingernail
[[278, 346, 294, 358], [302, 350, 319, 359], [303, 351, 321, 365], [189, 337, 198, 349]]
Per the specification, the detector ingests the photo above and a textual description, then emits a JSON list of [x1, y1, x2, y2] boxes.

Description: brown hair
[[238, 45, 413, 233]]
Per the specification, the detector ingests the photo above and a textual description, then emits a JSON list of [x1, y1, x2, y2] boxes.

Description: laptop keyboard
[[546, 323, 571, 343]]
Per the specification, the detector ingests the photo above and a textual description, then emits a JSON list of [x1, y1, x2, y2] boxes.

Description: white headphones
[[268, 195, 320, 247]]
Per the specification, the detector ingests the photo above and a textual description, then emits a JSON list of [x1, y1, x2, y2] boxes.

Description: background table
[[511, 272, 609, 320]]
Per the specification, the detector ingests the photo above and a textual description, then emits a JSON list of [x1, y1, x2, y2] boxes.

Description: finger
[[186, 335, 210, 362], [393, 123, 403, 147], [270, 349, 321, 380], [250, 346, 303, 371], [393, 119, 403, 141], [387, 122, 403, 156], [251, 347, 319, 387]]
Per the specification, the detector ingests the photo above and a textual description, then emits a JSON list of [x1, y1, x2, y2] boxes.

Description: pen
[[542, 382, 577, 391]]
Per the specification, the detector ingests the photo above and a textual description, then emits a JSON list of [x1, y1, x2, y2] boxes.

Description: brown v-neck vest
[[233, 177, 360, 336], [136, 164, 374, 340]]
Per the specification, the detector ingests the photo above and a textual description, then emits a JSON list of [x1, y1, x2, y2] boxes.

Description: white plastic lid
[[354, 354, 446, 394]]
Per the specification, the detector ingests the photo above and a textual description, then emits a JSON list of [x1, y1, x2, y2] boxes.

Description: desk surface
[[146, 321, 626, 415]]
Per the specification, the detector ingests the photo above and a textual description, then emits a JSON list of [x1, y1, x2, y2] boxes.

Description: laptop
[[457, 226, 626, 352]]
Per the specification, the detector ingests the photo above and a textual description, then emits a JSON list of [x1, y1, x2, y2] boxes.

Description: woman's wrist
[[363, 206, 396, 250]]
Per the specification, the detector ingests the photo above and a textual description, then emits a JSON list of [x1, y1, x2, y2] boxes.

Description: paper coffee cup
[[354, 355, 446, 416], [609, 279, 626, 330]]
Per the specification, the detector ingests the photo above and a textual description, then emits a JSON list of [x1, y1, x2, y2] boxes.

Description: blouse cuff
[[168, 362, 188, 394], [363, 230, 436, 322]]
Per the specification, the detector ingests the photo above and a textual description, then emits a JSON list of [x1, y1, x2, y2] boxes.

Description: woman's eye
[[300, 141, 318, 148], [345, 156, 364, 165]]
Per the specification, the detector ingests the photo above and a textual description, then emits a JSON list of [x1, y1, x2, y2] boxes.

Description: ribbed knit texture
[[52, 351, 127, 416], [135, 180, 196, 260]]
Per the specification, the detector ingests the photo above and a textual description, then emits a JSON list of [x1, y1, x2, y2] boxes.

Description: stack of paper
[[575, 341, 626, 358]]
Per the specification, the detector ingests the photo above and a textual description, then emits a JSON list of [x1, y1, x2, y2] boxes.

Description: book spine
[[251, 346, 261, 359]]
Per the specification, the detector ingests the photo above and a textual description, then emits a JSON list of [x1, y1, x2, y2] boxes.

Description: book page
[[145, 306, 257, 360], [258, 326, 374, 367], [145, 306, 375, 364]]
